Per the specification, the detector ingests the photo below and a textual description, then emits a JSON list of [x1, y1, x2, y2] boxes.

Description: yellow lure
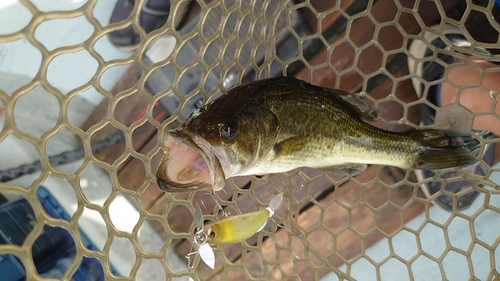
[[203, 193, 283, 244]]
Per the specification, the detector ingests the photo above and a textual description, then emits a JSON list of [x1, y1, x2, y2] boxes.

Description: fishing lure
[[186, 193, 283, 269]]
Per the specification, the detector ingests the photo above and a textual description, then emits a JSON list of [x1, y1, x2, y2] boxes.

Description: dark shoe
[[108, 0, 175, 51], [408, 24, 497, 211]]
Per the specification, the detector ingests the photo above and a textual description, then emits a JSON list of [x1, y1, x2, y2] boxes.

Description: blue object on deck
[[0, 186, 116, 281]]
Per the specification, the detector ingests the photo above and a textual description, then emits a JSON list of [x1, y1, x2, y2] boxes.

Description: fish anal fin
[[319, 163, 367, 176], [274, 136, 308, 157]]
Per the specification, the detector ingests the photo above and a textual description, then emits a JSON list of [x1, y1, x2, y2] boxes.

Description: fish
[[204, 192, 283, 244], [156, 77, 477, 192]]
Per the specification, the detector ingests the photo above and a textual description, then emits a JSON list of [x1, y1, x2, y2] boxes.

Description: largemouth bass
[[157, 77, 476, 192]]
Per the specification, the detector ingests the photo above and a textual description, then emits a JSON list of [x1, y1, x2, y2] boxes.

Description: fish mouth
[[156, 130, 226, 192]]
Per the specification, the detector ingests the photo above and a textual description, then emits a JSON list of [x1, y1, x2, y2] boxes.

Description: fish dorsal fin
[[405, 129, 456, 148], [331, 90, 379, 122]]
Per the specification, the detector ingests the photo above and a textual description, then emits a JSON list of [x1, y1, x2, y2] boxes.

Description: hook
[[200, 191, 231, 217]]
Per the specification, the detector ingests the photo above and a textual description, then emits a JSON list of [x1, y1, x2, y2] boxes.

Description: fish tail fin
[[407, 130, 478, 169], [414, 147, 477, 169]]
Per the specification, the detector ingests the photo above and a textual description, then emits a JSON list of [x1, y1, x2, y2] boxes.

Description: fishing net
[[0, 0, 499, 280]]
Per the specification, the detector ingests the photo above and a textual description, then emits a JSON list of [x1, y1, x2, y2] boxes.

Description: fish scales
[[242, 85, 417, 171]]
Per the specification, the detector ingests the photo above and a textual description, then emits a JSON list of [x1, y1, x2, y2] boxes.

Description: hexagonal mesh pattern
[[0, 0, 499, 280]]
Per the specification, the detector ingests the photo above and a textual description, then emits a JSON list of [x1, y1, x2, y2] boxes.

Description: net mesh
[[0, 0, 500, 280]]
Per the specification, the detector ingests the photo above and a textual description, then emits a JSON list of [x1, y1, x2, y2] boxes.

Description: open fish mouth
[[156, 130, 226, 192]]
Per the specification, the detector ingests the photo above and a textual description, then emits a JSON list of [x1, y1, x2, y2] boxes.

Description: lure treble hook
[[200, 191, 231, 217]]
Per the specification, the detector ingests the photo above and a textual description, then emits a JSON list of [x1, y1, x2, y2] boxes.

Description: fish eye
[[219, 123, 237, 141]]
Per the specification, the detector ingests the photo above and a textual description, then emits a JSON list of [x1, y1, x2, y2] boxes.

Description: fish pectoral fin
[[273, 136, 308, 157], [334, 90, 379, 122], [319, 163, 367, 175]]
